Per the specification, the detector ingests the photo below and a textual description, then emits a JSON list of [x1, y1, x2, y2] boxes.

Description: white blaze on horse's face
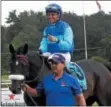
[[16, 61, 19, 65]]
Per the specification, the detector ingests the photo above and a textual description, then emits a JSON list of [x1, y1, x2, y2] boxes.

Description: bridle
[[20, 54, 45, 83], [15, 54, 45, 83], [9, 53, 45, 106], [23, 54, 45, 106]]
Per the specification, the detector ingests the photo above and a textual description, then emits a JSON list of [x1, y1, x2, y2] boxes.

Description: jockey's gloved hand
[[48, 35, 59, 42]]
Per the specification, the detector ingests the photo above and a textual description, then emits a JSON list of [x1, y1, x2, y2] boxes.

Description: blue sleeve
[[39, 28, 48, 53], [36, 81, 44, 93], [71, 77, 82, 96], [58, 26, 74, 51]]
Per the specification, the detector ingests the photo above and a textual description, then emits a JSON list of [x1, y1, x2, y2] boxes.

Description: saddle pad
[[66, 62, 87, 91]]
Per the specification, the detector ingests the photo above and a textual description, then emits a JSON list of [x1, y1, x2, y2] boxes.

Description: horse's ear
[[9, 44, 15, 54], [23, 43, 28, 54]]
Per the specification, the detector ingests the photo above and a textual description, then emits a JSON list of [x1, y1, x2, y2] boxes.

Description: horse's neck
[[26, 52, 50, 85], [25, 61, 42, 87], [36, 58, 51, 81], [27, 60, 50, 88], [25, 52, 42, 81]]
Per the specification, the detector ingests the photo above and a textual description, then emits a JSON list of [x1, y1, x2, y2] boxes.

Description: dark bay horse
[[8, 43, 111, 106]]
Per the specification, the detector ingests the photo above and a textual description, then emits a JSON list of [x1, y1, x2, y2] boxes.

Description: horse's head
[[8, 43, 30, 94], [8, 43, 49, 95]]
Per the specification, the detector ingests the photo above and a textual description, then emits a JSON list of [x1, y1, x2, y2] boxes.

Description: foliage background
[[1, 10, 111, 74]]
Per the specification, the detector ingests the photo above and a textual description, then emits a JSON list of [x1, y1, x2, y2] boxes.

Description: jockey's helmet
[[45, 3, 62, 17]]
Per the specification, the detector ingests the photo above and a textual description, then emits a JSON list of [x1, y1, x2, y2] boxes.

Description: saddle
[[66, 62, 87, 91]]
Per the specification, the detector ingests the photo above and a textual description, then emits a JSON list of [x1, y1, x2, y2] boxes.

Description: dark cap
[[48, 54, 66, 63]]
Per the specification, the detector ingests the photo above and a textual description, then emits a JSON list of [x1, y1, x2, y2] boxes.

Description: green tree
[[1, 10, 111, 73]]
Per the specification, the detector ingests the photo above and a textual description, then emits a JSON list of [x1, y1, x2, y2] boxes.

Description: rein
[[25, 55, 45, 83], [23, 54, 45, 106]]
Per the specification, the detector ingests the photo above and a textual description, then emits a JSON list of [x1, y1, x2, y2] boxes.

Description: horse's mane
[[26, 51, 42, 68], [103, 62, 111, 72], [26, 51, 50, 82]]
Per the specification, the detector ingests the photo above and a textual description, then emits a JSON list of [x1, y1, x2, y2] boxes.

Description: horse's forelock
[[16, 55, 28, 60], [16, 55, 29, 65]]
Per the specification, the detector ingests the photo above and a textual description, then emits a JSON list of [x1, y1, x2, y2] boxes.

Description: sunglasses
[[48, 60, 58, 65]]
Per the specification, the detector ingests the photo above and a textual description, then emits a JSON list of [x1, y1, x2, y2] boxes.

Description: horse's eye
[[16, 61, 19, 65]]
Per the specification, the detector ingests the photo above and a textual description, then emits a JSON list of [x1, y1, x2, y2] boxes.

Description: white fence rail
[[1, 80, 11, 82], [1, 80, 11, 88]]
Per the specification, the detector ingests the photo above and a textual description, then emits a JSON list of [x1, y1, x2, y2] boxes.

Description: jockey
[[39, 3, 74, 64]]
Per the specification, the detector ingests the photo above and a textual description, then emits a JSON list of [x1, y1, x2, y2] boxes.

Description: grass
[[1, 75, 10, 88], [93, 102, 98, 106], [1, 75, 9, 81]]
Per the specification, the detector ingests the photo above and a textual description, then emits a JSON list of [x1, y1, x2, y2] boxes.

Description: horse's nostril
[[12, 90, 16, 94], [9, 88, 15, 93], [9, 87, 17, 94]]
